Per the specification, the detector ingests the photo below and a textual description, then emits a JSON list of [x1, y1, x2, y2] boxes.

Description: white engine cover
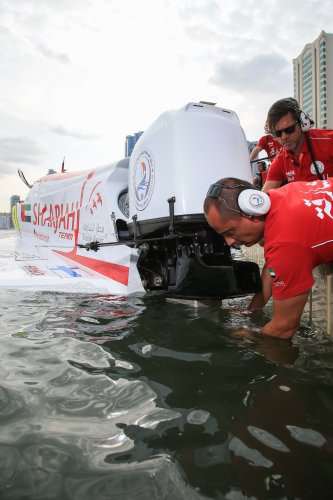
[[128, 102, 252, 222]]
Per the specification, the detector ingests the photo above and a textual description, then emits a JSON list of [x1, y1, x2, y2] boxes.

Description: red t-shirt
[[267, 129, 333, 183], [264, 178, 333, 299], [261, 170, 267, 184], [257, 134, 281, 158]]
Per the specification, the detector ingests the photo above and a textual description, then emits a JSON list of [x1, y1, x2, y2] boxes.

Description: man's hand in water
[[229, 327, 299, 364]]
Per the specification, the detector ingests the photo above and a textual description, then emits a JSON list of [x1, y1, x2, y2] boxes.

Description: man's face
[[205, 205, 265, 247], [272, 112, 303, 153]]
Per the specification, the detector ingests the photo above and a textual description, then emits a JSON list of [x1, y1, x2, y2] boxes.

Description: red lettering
[[54, 205, 60, 233], [58, 231, 73, 240], [31, 199, 80, 231], [67, 210, 75, 230], [48, 204, 54, 228], [59, 204, 66, 231], [37, 203, 45, 226], [33, 203, 38, 225]]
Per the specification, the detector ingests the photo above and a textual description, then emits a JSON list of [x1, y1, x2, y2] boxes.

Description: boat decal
[[48, 266, 93, 278], [133, 149, 155, 211], [22, 265, 46, 276], [33, 201, 79, 233], [21, 203, 32, 223], [86, 181, 103, 215], [53, 249, 129, 285], [34, 229, 50, 242]]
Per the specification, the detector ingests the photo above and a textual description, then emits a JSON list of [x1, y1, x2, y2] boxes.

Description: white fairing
[[129, 102, 252, 221]]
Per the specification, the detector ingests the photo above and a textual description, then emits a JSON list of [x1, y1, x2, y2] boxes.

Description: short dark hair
[[203, 177, 252, 219], [257, 160, 266, 170], [267, 97, 300, 132]]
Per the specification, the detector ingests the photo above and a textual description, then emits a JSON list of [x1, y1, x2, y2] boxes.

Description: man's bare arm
[[249, 145, 262, 162], [262, 290, 310, 339], [262, 180, 282, 192], [248, 264, 271, 310]]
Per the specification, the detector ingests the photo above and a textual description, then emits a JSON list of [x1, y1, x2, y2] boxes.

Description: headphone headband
[[206, 183, 271, 217], [284, 98, 313, 132], [206, 183, 249, 199]]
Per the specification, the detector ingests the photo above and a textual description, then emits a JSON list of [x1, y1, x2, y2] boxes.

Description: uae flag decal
[[21, 203, 32, 223]]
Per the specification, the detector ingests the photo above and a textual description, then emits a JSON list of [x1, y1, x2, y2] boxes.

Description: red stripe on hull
[[54, 250, 129, 285]]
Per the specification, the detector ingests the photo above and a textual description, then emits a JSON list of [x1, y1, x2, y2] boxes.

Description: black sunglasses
[[271, 122, 297, 138]]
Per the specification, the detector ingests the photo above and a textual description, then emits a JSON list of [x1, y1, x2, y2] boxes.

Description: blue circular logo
[[133, 150, 155, 211]]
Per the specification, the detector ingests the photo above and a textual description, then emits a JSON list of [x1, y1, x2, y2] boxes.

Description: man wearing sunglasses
[[204, 177, 333, 340], [262, 98, 333, 192]]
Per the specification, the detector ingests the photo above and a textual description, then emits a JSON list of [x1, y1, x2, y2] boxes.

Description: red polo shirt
[[257, 134, 281, 158], [267, 129, 333, 183], [264, 178, 333, 299], [261, 170, 267, 184]]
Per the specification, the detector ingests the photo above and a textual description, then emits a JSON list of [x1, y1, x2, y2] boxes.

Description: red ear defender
[[238, 189, 271, 216]]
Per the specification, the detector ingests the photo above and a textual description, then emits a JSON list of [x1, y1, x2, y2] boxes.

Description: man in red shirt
[[249, 129, 281, 162], [204, 176, 333, 339], [263, 97, 333, 192]]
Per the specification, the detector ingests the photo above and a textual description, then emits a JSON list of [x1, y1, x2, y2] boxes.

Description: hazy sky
[[0, 0, 332, 210]]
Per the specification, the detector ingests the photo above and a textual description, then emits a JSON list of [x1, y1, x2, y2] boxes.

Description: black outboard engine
[[132, 216, 261, 300]]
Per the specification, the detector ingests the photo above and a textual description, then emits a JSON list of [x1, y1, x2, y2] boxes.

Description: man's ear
[[240, 213, 253, 220], [241, 213, 264, 222], [252, 215, 266, 223]]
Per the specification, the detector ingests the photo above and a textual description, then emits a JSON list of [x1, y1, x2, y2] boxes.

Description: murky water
[[1, 236, 333, 499]]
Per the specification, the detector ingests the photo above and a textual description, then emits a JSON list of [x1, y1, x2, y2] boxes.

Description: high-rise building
[[293, 30, 333, 129], [247, 140, 259, 176], [125, 131, 144, 157], [0, 214, 11, 229]]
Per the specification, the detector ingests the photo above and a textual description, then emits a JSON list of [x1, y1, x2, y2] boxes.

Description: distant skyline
[[1, 0, 333, 210]]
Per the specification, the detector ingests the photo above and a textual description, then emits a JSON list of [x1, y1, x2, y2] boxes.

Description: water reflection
[[0, 289, 333, 498], [106, 296, 333, 499]]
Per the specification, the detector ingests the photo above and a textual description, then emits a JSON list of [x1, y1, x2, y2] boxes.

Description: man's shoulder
[[308, 128, 333, 140], [257, 135, 266, 146]]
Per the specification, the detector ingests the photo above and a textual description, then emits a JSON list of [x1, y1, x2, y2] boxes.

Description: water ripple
[[1, 284, 333, 498], [247, 426, 290, 452], [0, 334, 183, 498]]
